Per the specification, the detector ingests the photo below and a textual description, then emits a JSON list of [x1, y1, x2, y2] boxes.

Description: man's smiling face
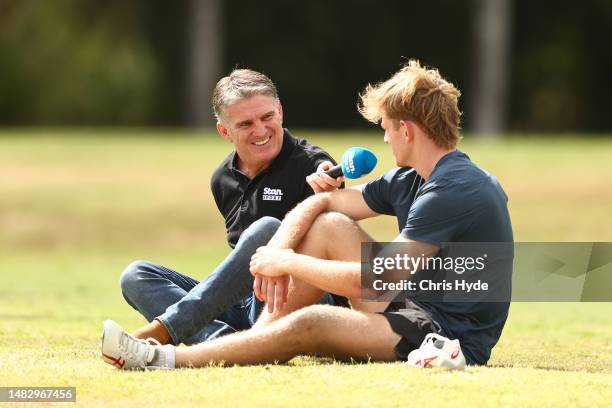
[[217, 94, 284, 175]]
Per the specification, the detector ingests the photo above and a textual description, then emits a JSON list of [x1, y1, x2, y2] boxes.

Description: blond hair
[[212, 69, 279, 123], [358, 60, 462, 149]]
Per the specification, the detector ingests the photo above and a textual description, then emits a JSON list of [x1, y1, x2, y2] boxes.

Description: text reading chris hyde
[[372, 279, 488, 292]]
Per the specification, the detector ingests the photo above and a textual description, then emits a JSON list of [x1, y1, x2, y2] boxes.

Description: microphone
[[323, 147, 378, 179]]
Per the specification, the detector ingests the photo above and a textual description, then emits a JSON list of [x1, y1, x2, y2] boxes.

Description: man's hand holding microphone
[[306, 161, 345, 193]]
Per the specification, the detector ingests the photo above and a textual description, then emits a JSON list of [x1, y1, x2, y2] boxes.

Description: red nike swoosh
[[102, 352, 125, 368], [422, 356, 438, 367]]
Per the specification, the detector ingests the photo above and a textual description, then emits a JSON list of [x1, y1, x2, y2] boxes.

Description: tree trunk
[[471, 0, 511, 137], [186, 0, 222, 128]]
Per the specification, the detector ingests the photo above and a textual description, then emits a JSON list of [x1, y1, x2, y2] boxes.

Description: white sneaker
[[101, 320, 173, 370], [406, 333, 466, 370]]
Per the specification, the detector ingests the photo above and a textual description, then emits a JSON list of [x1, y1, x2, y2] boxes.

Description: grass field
[[1, 130, 611, 407]]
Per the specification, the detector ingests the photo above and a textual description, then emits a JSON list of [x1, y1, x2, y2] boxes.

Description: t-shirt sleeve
[[210, 171, 224, 216], [401, 181, 473, 246], [361, 172, 395, 216]]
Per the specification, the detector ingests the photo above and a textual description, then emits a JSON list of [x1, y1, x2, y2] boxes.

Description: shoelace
[[420, 333, 438, 348], [119, 333, 157, 366]]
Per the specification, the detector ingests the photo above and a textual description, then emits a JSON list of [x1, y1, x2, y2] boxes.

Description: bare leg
[[132, 319, 171, 344], [175, 304, 401, 367], [255, 212, 377, 327]]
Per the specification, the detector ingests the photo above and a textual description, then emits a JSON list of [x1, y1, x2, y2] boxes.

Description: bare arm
[[250, 234, 439, 311], [356, 235, 439, 307], [306, 160, 344, 193], [267, 185, 377, 250], [252, 247, 361, 298], [253, 186, 378, 309]]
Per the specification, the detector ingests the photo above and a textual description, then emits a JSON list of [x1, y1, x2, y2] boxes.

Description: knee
[[119, 260, 151, 295], [239, 216, 281, 244], [309, 212, 355, 237]]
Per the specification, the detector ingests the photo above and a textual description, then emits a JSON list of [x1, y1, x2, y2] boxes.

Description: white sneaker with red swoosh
[[406, 333, 466, 370], [101, 320, 168, 370]]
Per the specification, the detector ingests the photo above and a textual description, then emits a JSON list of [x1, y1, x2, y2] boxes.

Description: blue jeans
[[120, 216, 342, 345]]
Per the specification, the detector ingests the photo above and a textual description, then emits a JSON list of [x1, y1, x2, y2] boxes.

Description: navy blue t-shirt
[[362, 150, 513, 365]]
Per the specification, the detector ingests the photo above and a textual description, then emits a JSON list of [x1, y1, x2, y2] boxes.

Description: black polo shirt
[[211, 129, 337, 248]]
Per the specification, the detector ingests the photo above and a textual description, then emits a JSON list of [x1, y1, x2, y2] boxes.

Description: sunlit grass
[[1, 130, 611, 407]]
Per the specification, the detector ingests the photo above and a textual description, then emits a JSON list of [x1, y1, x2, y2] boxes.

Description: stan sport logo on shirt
[[262, 187, 283, 201]]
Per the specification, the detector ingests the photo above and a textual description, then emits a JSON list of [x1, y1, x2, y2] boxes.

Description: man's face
[[217, 94, 284, 171], [381, 112, 410, 166]]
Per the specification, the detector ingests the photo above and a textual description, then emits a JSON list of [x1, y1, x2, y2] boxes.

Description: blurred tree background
[[0, 0, 611, 131]]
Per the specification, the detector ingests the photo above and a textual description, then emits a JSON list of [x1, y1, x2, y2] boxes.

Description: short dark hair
[[211, 69, 279, 123]]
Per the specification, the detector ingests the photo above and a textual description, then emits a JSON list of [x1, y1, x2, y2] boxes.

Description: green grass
[[1, 130, 611, 407]]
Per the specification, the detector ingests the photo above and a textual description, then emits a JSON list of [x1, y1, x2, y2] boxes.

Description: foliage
[[0, 0, 159, 125], [1, 1, 612, 130]]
